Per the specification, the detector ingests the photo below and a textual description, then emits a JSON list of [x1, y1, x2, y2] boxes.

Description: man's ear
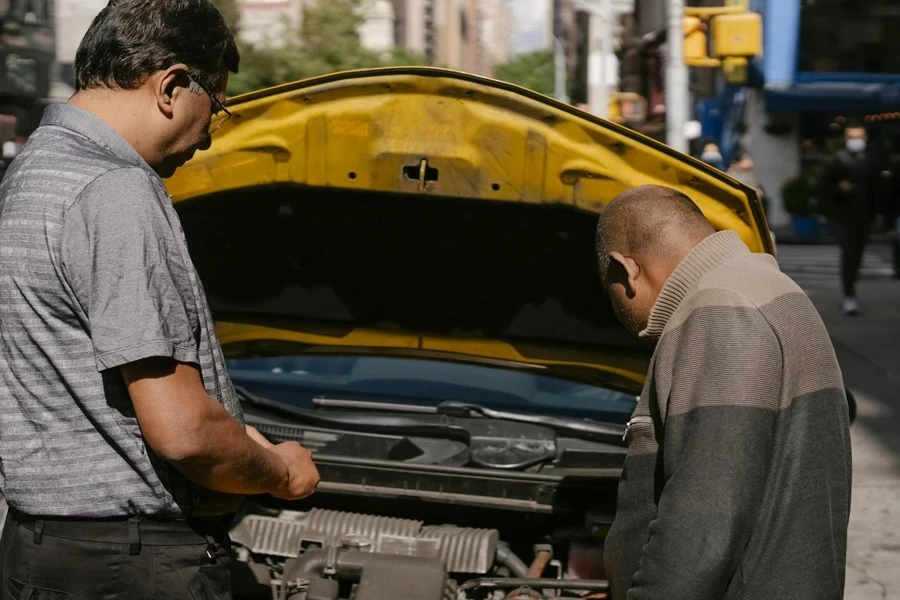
[[608, 251, 641, 299], [153, 64, 191, 118]]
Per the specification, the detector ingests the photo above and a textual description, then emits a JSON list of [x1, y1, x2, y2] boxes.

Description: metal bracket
[[417, 158, 429, 192], [270, 577, 309, 600]]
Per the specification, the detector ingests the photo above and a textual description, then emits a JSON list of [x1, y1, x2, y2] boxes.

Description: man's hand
[[268, 442, 320, 500], [839, 180, 854, 194], [245, 426, 319, 500]]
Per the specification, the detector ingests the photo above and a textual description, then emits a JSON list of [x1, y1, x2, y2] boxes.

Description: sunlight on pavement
[[845, 390, 900, 600]]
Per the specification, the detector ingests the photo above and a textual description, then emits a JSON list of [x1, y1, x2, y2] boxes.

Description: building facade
[[750, 0, 900, 229], [357, 0, 395, 53], [237, 0, 307, 48], [479, 0, 512, 68], [429, 0, 488, 75], [238, 0, 393, 52], [53, 0, 106, 92], [392, 0, 427, 54]]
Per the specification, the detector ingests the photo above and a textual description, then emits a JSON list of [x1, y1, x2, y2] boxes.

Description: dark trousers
[[838, 223, 871, 297], [0, 509, 233, 600]]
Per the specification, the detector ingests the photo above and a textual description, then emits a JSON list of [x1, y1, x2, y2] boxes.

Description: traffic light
[[722, 57, 749, 84], [683, 16, 707, 63], [713, 13, 762, 58], [682, 5, 762, 75]]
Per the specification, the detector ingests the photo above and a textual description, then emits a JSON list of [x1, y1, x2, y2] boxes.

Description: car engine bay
[[229, 504, 611, 600], [229, 404, 621, 600]]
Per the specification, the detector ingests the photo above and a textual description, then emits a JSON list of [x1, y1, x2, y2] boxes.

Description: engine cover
[[231, 508, 499, 574], [283, 549, 447, 600]]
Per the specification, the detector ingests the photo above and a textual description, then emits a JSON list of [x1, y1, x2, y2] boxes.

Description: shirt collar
[[640, 230, 750, 340], [40, 104, 160, 181]]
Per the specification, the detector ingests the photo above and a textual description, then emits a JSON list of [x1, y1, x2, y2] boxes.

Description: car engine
[[229, 506, 610, 600]]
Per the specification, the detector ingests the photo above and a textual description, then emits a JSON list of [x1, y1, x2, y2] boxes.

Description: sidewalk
[[803, 278, 900, 600]]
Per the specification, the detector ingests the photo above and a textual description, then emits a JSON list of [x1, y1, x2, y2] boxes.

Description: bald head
[[595, 185, 716, 338], [596, 185, 715, 277]]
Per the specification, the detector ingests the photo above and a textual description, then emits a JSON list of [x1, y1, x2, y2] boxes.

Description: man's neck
[[68, 89, 157, 167], [639, 231, 749, 340]]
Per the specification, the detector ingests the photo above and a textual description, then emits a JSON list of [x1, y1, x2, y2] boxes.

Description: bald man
[[597, 186, 851, 600]]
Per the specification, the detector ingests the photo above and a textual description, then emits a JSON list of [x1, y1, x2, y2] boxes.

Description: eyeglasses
[[188, 76, 232, 135]]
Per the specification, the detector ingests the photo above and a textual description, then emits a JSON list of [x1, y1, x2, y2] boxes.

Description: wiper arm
[[312, 397, 626, 444], [234, 386, 470, 442]]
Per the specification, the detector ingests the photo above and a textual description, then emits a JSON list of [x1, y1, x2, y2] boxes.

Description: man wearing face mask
[[597, 185, 851, 600], [0, 1, 319, 597], [819, 122, 882, 315], [699, 140, 726, 171]]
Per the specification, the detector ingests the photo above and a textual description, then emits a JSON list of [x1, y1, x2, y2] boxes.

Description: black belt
[[7, 508, 234, 557]]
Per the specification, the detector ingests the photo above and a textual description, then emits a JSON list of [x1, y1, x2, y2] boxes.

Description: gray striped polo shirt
[[0, 104, 244, 518]]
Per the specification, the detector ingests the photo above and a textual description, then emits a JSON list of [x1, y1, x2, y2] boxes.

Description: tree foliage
[[209, 0, 240, 34], [493, 50, 556, 98], [214, 0, 428, 97]]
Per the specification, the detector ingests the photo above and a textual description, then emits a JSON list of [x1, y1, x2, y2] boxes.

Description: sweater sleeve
[[627, 294, 783, 600]]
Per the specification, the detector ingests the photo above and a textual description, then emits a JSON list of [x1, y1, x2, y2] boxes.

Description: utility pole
[[585, 0, 613, 119], [666, 0, 689, 153], [554, 37, 569, 103], [599, 0, 613, 118], [580, 0, 614, 119]]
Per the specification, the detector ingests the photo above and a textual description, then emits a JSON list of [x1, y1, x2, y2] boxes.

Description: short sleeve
[[61, 167, 200, 371]]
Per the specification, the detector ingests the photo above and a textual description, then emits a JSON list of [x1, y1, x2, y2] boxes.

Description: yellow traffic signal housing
[[607, 93, 648, 125], [712, 13, 762, 58], [683, 16, 708, 62], [722, 57, 748, 84], [617, 93, 648, 123]]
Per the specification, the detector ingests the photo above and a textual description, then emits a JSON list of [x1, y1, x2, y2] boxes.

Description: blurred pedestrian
[[598, 185, 851, 600], [0, 1, 318, 597], [727, 150, 768, 216], [818, 121, 882, 315], [700, 140, 725, 171]]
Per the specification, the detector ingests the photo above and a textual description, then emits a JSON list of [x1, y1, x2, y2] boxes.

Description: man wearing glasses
[[0, 1, 318, 597]]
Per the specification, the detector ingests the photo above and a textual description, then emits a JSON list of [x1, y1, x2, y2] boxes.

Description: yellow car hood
[[167, 67, 772, 392]]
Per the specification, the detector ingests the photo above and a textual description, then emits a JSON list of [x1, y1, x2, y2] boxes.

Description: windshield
[[227, 355, 638, 425]]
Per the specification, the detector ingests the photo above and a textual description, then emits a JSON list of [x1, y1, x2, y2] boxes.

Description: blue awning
[[765, 77, 900, 113]]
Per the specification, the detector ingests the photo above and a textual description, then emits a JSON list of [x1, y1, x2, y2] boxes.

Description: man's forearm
[[123, 358, 295, 498], [165, 401, 288, 497]]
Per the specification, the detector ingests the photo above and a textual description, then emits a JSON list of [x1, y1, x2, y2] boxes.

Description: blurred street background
[[2, 0, 899, 597]]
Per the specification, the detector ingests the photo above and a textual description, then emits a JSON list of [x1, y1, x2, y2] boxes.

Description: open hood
[[167, 67, 772, 391]]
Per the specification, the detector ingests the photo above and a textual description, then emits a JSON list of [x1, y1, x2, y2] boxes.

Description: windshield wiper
[[235, 386, 471, 441], [312, 397, 626, 445]]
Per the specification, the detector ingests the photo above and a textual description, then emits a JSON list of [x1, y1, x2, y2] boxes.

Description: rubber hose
[[495, 543, 529, 578]]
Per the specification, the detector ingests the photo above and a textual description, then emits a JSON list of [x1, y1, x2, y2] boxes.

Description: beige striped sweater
[[603, 230, 852, 600]]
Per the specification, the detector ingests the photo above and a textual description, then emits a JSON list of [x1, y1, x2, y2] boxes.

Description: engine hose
[[458, 578, 610, 593], [495, 543, 529, 578], [526, 546, 553, 578]]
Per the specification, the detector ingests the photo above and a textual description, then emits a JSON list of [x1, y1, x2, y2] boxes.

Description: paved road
[[776, 243, 895, 289], [778, 242, 900, 600]]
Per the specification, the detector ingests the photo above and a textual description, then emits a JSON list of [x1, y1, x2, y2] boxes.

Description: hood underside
[[167, 67, 772, 388]]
